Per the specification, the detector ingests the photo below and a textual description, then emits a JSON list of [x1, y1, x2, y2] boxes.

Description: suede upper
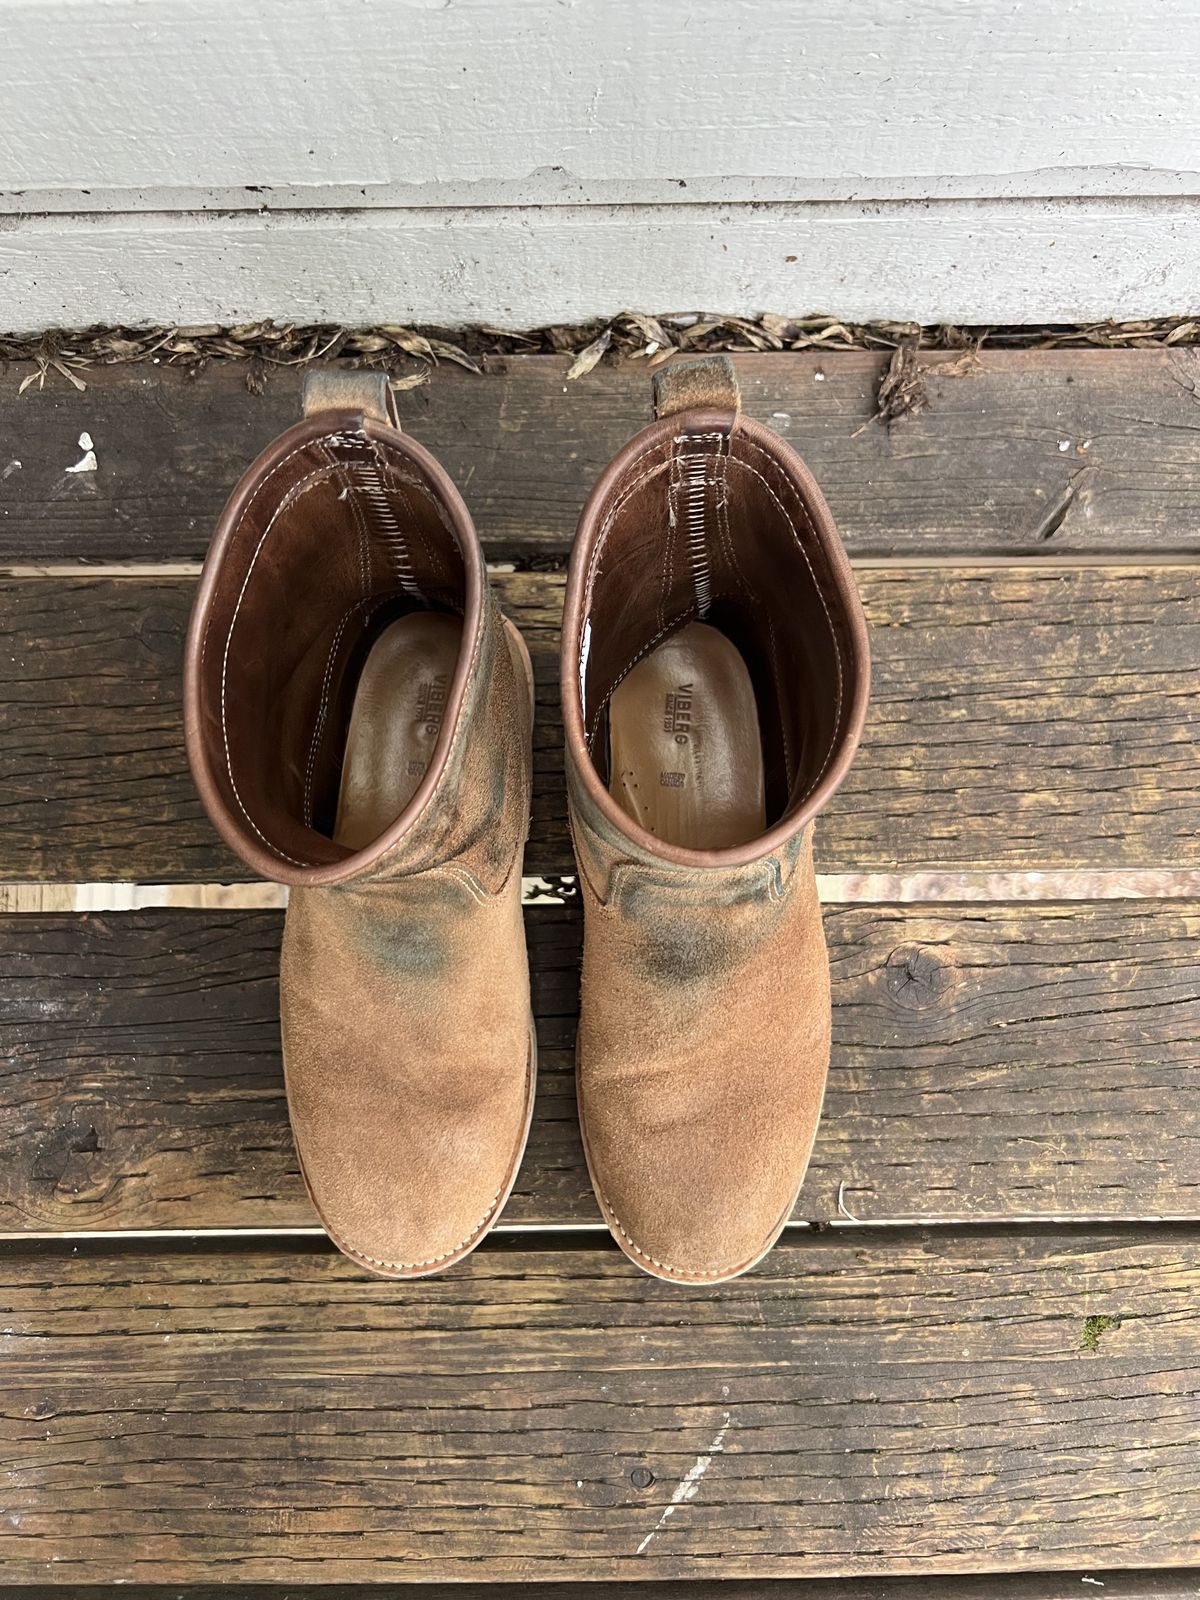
[[183, 390, 534, 1277], [562, 361, 869, 1281]]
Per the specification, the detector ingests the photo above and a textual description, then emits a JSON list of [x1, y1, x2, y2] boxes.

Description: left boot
[[561, 356, 870, 1282], [184, 371, 535, 1278]]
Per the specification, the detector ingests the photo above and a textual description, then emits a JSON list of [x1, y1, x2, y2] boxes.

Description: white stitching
[[719, 450, 844, 803], [581, 428, 844, 804], [217, 429, 454, 871], [439, 863, 493, 904], [220, 459, 356, 868], [604, 1204, 759, 1281], [583, 440, 676, 610], [325, 1188, 503, 1271], [199, 433, 358, 680], [318, 439, 372, 599], [585, 606, 697, 755]]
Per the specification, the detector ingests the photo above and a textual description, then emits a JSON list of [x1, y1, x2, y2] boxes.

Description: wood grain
[[2, 1230, 1196, 1579], [3, 902, 1196, 1234], [0, 567, 1196, 881], [5, 1579, 1195, 1600], [5, 352, 1200, 565]]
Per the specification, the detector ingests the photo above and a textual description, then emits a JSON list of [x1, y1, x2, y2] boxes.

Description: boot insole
[[608, 621, 766, 850], [334, 612, 462, 850]]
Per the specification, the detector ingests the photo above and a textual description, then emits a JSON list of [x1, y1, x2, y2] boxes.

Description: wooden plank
[[6, 351, 1200, 566], [7, 200, 1200, 342], [0, 567, 1196, 882], [5, 1578, 1195, 1600], [3, 901, 1196, 1234], [1, 1230, 1196, 1579], [6, 0, 1197, 210]]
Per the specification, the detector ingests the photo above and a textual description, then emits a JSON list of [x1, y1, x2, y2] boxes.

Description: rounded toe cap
[[290, 1045, 535, 1279], [580, 1097, 808, 1284]]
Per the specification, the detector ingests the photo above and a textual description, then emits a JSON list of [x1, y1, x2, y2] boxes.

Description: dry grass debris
[[3, 313, 1198, 397]]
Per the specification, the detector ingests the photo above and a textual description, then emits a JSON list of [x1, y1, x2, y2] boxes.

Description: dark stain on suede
[[619, 863, 784, 985], [635, 917, 731, 985], [340, 882, 471, 979], [361, 914, 453, 979]]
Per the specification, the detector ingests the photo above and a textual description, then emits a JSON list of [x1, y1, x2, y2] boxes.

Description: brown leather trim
[[561, 407, 870, 869], [183, 408, 486, 887]]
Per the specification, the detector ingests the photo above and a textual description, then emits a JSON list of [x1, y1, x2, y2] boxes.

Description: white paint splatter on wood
[[636, 1413, 732, 1556], [64, 431, 97, 473]]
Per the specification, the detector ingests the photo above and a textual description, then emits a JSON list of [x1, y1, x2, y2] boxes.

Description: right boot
[[183, 371, 535, 1278], [561, 356, 869, 1283]]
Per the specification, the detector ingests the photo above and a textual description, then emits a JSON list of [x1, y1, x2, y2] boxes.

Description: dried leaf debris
[[3, 313, 1199, 396]]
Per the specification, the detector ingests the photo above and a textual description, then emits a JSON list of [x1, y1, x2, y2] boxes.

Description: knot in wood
[[884, 943, 956, 1011]]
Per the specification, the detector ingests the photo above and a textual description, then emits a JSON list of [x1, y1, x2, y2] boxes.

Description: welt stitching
[[326, 1189, 503, 1272], [604, 1201, 753, 1280]]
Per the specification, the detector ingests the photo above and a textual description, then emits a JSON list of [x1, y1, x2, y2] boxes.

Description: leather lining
[[184, 411, 485, 883], [562, 406, 870, 869], [579, 418, 850, 825]]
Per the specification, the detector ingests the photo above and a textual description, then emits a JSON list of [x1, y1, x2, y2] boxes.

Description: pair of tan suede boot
[[183, 357, 869, 1284]]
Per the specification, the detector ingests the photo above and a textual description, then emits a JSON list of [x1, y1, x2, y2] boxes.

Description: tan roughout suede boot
[[184, 371, 535, 1278], [561, 356, 870, 1283]]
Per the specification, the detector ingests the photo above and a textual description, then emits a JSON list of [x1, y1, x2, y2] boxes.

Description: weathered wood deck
[[0, 350, 1197, 1589]]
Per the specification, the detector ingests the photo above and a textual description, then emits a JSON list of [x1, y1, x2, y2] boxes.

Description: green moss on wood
[[1081, 1314, 1121, 1351]]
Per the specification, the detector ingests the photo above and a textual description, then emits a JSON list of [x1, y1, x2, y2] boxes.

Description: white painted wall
[[2, 0, 1198, 329]]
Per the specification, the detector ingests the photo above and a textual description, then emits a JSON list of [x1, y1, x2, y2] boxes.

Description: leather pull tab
[[301, 369, 399, 428], [652, 355, 741, 418]]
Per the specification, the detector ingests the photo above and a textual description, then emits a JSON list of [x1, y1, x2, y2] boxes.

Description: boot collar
[[561, 404, 870, 871], [184, 405, 488, 887]]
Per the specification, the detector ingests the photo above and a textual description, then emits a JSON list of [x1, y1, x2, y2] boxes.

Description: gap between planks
[[6, 1214, 1200, 1246], [2, 870, 1199, 913]]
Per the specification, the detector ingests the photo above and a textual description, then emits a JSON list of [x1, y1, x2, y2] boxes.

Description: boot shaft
[[561, 354, 870, 879], [183, 377, 524, 888]]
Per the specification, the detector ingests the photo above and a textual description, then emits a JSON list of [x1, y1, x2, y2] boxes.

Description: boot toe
[[294, 1069, 533, 1278], [580, 1093, 808, 1284]]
